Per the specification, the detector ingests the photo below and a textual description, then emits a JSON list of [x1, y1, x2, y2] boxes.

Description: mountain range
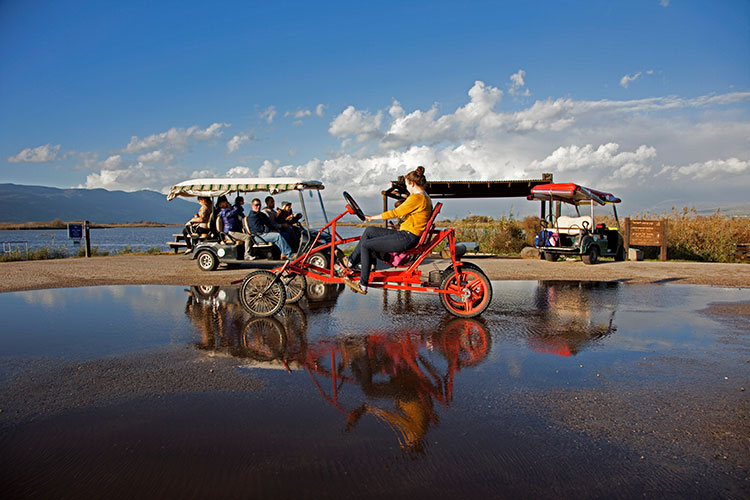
[[0, 183, 197, 224]]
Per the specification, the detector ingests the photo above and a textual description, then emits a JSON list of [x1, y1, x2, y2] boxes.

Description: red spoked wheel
[[439, 266, 493, 318]]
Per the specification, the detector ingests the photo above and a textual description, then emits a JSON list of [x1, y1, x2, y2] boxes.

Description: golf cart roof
[[166, 177, 325, 201], [528, 183, 621, 205]]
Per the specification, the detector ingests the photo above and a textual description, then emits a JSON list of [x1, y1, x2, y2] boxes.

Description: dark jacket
[[219, 205, 244, 233], [245, 210, 274, 234]]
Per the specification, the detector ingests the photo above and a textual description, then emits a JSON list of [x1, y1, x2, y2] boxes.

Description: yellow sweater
[[381, 194, 433, 237]]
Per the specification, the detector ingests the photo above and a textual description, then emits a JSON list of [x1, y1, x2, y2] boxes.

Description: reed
[[444, 209, 749, 262], [0, 245, 70, 262]]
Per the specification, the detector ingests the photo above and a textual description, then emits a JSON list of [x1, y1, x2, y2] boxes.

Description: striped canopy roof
[[166, 177, 324, 200]]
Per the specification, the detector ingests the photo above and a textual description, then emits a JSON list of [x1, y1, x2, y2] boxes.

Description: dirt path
[[1, 254, 748, 293]]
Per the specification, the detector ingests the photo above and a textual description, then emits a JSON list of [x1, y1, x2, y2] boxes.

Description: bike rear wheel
[[439, 266, 493, 318]]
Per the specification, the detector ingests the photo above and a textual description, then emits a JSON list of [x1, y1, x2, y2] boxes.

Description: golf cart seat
[[555, 215, 593, 235], [241, 217, 276, 251]]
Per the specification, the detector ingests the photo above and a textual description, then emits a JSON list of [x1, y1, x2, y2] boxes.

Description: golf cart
[[166, 177, 333, 271], [528, 182, 625, 264]]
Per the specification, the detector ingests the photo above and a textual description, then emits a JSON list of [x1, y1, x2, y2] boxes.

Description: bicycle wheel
[[239, 270, 286, 317], [439, 265, 493, 318], [283, 273, 307, 304]]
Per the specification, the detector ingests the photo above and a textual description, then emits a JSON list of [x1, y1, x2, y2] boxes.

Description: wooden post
[[84, 220, 91, 257], [660, 220, 668, 261], [624, 217, 631, 259]]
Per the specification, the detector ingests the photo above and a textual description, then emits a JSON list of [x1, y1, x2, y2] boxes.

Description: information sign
[[68, 224, 83, 239]]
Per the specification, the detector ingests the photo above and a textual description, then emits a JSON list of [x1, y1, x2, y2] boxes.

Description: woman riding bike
[[343, 166, 432, 295]]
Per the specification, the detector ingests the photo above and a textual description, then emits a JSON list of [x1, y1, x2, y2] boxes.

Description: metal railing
[[1, 241, 30, 256]]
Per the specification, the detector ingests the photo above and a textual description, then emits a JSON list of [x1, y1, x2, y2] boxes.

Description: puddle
[[1, 281, 748, 498]]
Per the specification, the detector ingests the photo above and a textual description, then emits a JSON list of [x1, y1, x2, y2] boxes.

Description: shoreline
[[1, 253, 748, 293]]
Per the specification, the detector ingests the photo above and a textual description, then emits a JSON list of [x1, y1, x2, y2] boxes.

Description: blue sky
[[1, 0, 748, 217]]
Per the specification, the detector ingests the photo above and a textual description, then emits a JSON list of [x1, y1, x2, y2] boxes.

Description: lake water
[[1, 281, 748, 498], [0, 224, 365, 254]]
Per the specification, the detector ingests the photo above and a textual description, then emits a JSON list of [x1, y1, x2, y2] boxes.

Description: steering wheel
[[542, 214, 555, 229], [343, 191, 366, 222]]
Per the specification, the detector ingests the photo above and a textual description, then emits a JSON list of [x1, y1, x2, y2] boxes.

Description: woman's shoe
[[344, 277, 367, 295]]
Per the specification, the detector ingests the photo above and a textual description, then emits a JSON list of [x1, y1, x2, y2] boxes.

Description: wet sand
[[1, 253, 748, 293]]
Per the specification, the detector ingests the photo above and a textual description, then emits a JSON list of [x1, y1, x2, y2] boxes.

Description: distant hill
[[696, 203, 750, 217], [0, 183, 198, 224]]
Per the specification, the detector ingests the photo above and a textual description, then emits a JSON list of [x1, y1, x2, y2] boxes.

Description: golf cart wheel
[[306, 251, 329, 270], [615, 245, 626, 262], [583, 246, 599, 265], [544, 252, 559, 262], [196, 250, 219, 271], [239, 270, 286, 317], [439, 266, 493, 318], [283, 273, 307, 304]]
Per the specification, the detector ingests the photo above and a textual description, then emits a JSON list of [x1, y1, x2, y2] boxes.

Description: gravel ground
[[1, 253, 749, 293]]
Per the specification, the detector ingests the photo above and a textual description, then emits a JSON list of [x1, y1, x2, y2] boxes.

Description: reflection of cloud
[[17, 286, 186, 323]]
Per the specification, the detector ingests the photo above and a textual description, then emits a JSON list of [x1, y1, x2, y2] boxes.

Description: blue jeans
[[349, 227, 419, 285], [255, 231, 294, 257]]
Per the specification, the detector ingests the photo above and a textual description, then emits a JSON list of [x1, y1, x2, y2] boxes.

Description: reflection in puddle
[[1, 281, 748, 497], [186, 283, 489, 454]]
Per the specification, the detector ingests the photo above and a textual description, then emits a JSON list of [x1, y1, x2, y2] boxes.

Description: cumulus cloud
[[123, 123, 229, 154], [227, 134, 249, 153], [8, 143, 61, 163], [226, 165, 253, 177], [100, 155, 124, 170], [65, 74, 750, 212], [329, 105, 384, 142], [659, 158, 750, 180], [136, 149, 174, 164], [260, 106, 277, 124], [81, 162, 175, 192], [508, 69, 531, 96]]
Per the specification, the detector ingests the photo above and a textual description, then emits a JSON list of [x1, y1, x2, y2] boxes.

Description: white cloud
[[659, 158, 750, 180], [136, 149, 174, 164], [660, 0, 669, 7], [508, 69, 531, 96], [100, 155, 124, 170], [66, 77, 749, 212], [289, 109, 311, 119], [260, 106, 277, 124], [315, 104, 326, 117], [226, 165, 253, 177], [8, 143, 61, 163], [529, 143, 657, 186], [227, 134, 249, 153], [81, 162, 176, 192], [123, 123, 229, 154], [328, 105, 384, 142], [620, 72, 642, 88]]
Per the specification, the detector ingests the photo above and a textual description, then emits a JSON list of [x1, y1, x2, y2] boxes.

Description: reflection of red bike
[[246, 316, 490, 453], [238, 192, 493, 318]]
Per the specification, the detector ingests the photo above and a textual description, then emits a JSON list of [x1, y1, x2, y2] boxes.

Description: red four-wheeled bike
[[238, 192, 493, 318]]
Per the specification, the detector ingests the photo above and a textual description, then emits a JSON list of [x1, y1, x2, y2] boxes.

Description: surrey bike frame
[[283, 202, 475, 295]]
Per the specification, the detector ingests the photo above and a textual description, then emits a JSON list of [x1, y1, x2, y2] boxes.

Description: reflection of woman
[[344, 166, 432, 294]]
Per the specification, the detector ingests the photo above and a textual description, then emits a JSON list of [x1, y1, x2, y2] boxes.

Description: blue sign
[[68, 224, 83, 239]]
